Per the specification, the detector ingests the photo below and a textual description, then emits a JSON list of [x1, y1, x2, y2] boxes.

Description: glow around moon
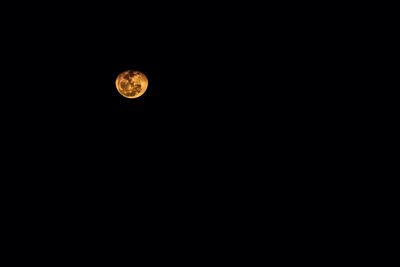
[[115, 70, 148, 99]]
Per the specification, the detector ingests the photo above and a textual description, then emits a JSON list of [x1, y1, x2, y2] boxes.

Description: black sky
[[2, 4, 304, 118], [0, 2, 338, 177], [0, 3, 349, 234]]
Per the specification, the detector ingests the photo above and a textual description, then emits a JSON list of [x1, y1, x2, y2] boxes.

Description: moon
[[115, 70, 148, 99]]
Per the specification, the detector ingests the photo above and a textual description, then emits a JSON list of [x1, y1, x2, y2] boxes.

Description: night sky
[[0, 3, 325, 123], [1, 2, 336, 182], [0, 4, 346, 246]]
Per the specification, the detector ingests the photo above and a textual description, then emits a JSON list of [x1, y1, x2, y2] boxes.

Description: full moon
[[115, 70, 148, 99]]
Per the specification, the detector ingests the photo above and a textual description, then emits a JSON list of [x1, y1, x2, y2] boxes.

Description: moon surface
[[116, 70, 148, 99]]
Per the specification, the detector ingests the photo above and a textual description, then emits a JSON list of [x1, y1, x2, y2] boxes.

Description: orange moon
[[115, 70, 148, 99]]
